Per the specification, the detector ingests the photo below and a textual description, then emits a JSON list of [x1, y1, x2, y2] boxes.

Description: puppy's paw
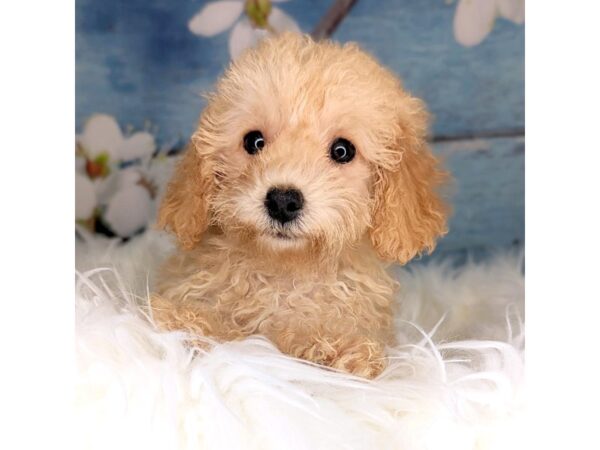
[[330, 339, 387, 379], [286, 335, 387, 379], [149, 293, 214, 336]]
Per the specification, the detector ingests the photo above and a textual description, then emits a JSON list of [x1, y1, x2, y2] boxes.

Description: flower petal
[[269, 7, 301, 33], [118, 132, 156, 161], [115, 168, 144, 189], [75, 174, 97, 220], [75, 156, 86, 175], [93, 174, 119, 206], [497, 0, 525, 24], [229, 19, 268, 59], [78, 114, 123, 159], [188, 1, 244, 37], [146, 157, 178, 199], [104, 185, 152, 237], [453, 0, 497, 47]]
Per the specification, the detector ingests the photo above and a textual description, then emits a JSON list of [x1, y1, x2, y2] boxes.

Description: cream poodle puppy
[[151, 33, 448, 379]]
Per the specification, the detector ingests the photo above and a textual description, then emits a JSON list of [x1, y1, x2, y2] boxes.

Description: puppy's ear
[[157, 138, 214, 250], [369, 94, 449, 264]]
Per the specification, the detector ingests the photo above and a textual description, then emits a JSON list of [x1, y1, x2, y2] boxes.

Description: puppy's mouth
[[259, 226, 308, 246], [265, 230, 297, 240]]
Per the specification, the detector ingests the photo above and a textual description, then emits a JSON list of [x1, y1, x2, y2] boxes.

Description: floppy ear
[[369, 95, 449, 264], [157, 138, 214, 250]]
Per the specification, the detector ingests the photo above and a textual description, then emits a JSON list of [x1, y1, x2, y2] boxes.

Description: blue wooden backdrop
[[76, 0, 524, 254]]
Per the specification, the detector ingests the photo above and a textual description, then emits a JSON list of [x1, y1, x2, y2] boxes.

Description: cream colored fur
[[152, 33, 448, 378]]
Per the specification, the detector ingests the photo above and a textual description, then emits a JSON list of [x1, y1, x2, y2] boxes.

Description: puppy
[[151, 33, 448, 379]]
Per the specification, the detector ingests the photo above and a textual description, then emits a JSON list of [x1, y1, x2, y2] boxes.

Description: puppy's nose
[[265, 187, 304, 224]]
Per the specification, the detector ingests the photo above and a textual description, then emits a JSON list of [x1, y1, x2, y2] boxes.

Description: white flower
[[188, 0, 300, 60], [453, 0, 524, 47], [75, 174, 97, 221], [76, 114, 158, 237], [77, 114, 156, 162], [103, 170, 153, 238]]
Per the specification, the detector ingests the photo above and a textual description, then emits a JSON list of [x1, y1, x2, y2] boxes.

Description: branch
[[311, 0, 358, 40]]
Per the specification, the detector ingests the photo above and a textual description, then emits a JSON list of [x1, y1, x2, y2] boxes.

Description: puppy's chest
[[219, 268, 350, 303], [204, 262, 395, 314], [158, 246, 397, 313]]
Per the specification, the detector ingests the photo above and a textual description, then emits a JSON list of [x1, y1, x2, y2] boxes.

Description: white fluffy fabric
[[75, 232, 524, 450]]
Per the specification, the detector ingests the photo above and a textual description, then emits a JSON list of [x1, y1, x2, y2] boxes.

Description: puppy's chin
[[257, 231, 310, 252], [220, 221, 311, 253]]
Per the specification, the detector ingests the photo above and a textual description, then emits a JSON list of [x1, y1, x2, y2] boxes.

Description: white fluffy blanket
[[75, 232, 524, 450]]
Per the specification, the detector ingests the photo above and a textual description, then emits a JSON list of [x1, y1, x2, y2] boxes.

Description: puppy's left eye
[[243, 130, 265, 155], [330, 138, 356, 164]]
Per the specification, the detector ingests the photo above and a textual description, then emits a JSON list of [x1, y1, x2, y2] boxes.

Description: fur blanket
[[75, 232, 524, 450]]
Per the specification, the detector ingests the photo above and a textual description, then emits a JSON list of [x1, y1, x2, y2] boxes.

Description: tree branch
[[311, 0, 358, 40]]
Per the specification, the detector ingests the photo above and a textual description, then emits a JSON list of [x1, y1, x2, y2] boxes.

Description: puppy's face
[[159, 34, 448, 264], [211, 122, 371, 255]]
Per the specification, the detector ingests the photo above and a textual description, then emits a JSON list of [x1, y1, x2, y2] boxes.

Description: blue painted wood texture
[[333, 0, 524, 138], [432, 136, 524, 254], [77, 0, 524, 140], [76, 0, 524, 252], [76, 0, 331, 142]]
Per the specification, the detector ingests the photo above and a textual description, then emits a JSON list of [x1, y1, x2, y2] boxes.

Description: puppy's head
[[159, 33, 448, 264]]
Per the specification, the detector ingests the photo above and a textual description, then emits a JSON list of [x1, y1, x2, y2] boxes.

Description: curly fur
[[152, 33, 448, 378]]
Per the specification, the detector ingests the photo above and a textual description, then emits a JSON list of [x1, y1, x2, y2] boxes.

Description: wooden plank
[[77, 0, 524, 141], [333, 0, 524, 139], [76, 0, 333, 141], [428, 136, 525, 256]]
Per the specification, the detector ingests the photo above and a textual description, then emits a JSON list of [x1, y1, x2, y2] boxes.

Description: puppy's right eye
[[243, 130, 265, 155]]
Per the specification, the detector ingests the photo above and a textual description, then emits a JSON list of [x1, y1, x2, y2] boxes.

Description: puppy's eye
[[330, 138, 356, 164], [243, 130, 265, 155]]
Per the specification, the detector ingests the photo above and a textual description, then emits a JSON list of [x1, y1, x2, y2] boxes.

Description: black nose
[[265, 187, 304, 224]]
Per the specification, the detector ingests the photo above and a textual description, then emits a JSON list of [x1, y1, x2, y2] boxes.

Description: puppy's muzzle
[[265, 187, 304, 224]]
